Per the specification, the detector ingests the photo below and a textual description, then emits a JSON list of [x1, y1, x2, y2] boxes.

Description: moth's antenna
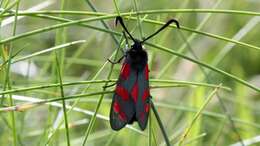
[[115, 16, 136, 42], [141, 19, 180, 43]]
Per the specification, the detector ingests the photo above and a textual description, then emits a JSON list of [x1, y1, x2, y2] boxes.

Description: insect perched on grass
[[109, 16, 180, 131]]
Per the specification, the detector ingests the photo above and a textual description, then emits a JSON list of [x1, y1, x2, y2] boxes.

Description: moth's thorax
[[126, 41, 148, 71]]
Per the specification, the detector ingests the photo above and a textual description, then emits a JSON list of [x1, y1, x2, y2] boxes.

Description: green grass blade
[[178, 85, 221, 146], [151, 100, 171, 146], [147, 43, 260, 92], [13, 40, 86, 63]]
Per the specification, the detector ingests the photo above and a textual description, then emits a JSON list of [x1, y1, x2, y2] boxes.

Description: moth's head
[[131, 40, 143, 51]]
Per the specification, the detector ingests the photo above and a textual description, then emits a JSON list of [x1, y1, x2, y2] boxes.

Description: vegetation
[[0, 0, 259, 145]]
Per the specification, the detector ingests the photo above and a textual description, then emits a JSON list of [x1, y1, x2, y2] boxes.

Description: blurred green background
[[0, 0, 260, 146]]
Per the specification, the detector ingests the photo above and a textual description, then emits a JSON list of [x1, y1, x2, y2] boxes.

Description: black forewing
[[135, 64, 151, 130], [110, 58, 137, 130]]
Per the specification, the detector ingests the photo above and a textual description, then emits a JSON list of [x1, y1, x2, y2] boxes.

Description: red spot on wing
[[116, 86, 129, 100], [142, 89, 150, 102], [144, 64, 149, 80], [113, 101, 120, 113], [145, 104, 150, 112], [131, 82, 138, 103], [113, 100, 127, 121], [120, 63, 130, 80]]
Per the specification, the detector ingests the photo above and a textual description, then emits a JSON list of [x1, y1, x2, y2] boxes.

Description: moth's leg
[[107, 55, 125, 64], [103, 82, 117, 89], [107, 30, 129, 64]]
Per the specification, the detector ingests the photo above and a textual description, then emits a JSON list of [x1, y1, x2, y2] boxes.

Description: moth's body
[[109, 16, 179, 131], [110, 41, 150, 130]]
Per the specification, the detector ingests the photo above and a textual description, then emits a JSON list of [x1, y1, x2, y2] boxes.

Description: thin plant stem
[[157, 0, 223, 78], [151, 100, 171, 146], [178, 85, 220, 146], [0, 14, 259, 93], [0, 79, 230, 96], [55, 54, 71, 146], [81, 37, 123, 146], [133, 0, 144, 38], [1, 15, 260, 53], [147, 42, 260, 92], [178, 14, 245, 145], [3, 9, 260, 18], [84, 0, 119, 45], [0, 0, 19, 16], [5, 1, 20, 145]]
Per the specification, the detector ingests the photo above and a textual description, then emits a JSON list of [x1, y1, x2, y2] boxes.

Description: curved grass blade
[[178, 85, 220, 146]]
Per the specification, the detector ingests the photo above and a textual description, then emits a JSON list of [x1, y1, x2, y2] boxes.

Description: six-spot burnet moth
[[109, 16, 180, 131]]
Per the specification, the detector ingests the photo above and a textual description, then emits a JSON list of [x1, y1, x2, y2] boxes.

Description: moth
[[109, 16, 179, 130]]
